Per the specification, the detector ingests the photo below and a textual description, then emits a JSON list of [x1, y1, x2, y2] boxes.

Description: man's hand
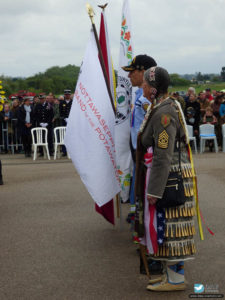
[[147, 195, 158, 205]]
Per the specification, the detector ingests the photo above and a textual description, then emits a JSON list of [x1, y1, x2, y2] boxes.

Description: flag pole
[[86, 3, 121, 222], [86, 3, 116, 115], [98, 4, 121, 221]]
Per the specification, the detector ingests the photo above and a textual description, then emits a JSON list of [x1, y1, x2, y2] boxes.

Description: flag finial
[[98, 3, 108, 11], [86, 3, 95, 24]]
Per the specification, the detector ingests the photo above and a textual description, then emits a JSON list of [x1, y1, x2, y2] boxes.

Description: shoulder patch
[[142, 102, 150, 112], [161, 114, 171, 128], [158, 130, 169, 149]]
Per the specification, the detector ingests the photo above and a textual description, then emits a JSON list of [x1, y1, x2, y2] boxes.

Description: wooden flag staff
[[86, 3, 116, 115], [86, 3, 120, 220]]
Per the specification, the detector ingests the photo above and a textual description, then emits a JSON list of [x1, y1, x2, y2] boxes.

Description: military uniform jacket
[[59, 100, 72, 119], [34, 102, 54, 126], [140, 98, 185, 198]]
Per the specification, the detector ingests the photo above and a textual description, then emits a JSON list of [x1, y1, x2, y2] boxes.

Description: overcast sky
[[0, 0, 224, 77]]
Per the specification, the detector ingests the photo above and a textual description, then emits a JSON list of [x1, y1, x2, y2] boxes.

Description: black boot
[[140, 254, 163, 275]]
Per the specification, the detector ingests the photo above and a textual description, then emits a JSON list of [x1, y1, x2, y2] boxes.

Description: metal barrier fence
[[0, 119, 65, 155], [0, 119, 23, 154]]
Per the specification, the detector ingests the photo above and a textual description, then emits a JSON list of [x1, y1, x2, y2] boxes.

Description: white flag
[[115, 0, 133, 202], [65, 30, 121, 207]]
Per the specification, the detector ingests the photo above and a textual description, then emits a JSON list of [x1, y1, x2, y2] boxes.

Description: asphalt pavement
[[0, 152, 224, 300]]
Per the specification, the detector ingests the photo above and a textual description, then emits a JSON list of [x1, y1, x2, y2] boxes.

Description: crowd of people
[[1, 84, 225, 157], [172, 87, 225, 151], [0, 90, 73, 157]]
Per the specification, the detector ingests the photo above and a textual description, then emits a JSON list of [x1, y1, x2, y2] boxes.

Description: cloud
[[0, 0, 224, 76]]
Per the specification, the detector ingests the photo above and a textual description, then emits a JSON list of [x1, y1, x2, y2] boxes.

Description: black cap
[[64, 89, 71, 95], [205, 88, 211, 92], [39, 94, 46, 99], [187, 107, 195, 115], [122, 55, 157, 72]]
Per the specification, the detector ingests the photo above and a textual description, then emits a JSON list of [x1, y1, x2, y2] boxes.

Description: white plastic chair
[[187, 125, 197, 154], [199, 124, 218, 153], [53, 126, 69, 159], [31, 128, 50, 160], [222, 124, 225, 153]]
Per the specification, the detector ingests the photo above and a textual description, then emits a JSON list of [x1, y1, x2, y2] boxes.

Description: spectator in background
[[59, 89, 72, 156], [33, 96, 39, 108], [212, 95, 223, 146], [11, 99, 20, 119], [197, 91, 210, 119], [46, 94, 55, 108], [212, 90, 217, 98], [216, 91, 224, 97], [18, 97, 34, 157], [202, 107, 217, 125], [1, 103, 13, 153], [34, 94, 54, 156], [53, 98, 60, 127], [202, 107, 218, 151], [205, 88, 214, 102], [219, 96, 225, 124], [58, 95, 64, 102], [184, 87, 196, 103], [10, 96, 17, 102], [185, 93, 201, 144], [11, 98, 21, 152], [18, 95, 24, 103], [172, 92, 185, 112], [211, 95, 222, 120], [59, 89, 72, 126]]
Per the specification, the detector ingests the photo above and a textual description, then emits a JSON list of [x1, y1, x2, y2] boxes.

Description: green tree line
[[0, 64, 80, 97]]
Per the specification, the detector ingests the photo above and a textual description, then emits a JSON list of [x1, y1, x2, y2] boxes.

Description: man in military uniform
[[59, 89, 72, 156], [34, 94, 54, 156], [135, 66, 197, 291], [59, 89, 72, 126]]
